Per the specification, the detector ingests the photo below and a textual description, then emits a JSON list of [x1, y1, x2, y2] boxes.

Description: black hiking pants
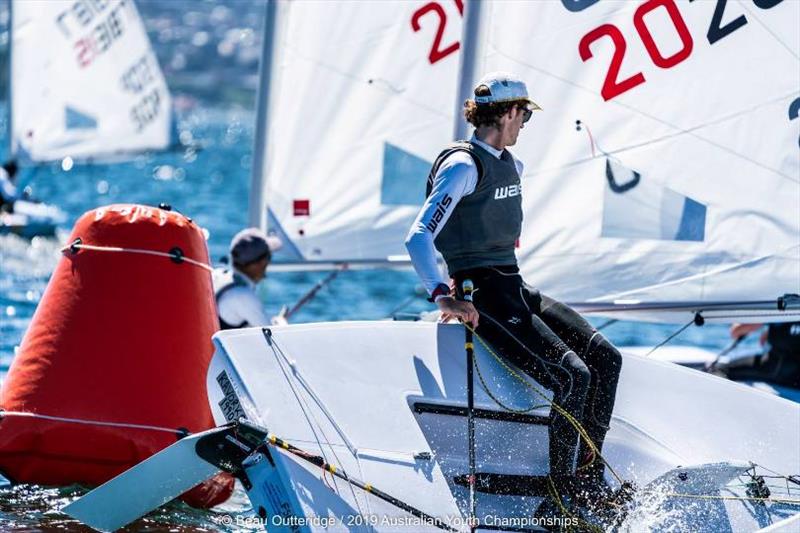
[[453, 265, 623, 477]]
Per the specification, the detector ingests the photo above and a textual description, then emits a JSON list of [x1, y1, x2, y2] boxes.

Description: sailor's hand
[[437, 297, 479, 328]]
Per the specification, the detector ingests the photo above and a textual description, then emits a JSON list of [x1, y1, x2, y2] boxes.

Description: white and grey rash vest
[[405, 136, 524, 296]]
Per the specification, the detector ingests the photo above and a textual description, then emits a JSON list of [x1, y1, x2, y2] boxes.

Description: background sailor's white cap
[[474, 72, 541, 110], [230, 227, 283, 264]]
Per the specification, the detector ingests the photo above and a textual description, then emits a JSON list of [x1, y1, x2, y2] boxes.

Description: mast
[[453, 0, 483, 141], [248, 0, 281, 230]]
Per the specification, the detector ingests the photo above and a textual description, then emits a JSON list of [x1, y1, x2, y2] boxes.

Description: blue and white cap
[[474, 72, 541, 110]]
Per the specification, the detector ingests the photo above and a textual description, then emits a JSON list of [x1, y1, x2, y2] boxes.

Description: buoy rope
[[61, 240, 213, 272], [0, 410, 188, 437]]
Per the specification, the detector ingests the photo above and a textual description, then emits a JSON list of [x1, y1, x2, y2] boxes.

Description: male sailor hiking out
[[405, 72, 624, 518]]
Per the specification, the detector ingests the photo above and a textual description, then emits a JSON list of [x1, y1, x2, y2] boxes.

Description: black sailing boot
[[574, 451, 636, 525]]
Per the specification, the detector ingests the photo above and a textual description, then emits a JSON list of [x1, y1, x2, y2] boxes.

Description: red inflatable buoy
[[0, 204, 233, 507]]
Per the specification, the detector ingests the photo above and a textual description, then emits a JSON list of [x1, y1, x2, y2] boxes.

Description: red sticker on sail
[[293, 199, 310, 216]]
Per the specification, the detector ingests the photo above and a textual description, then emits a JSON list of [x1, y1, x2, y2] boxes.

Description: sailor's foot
[[573, 476, 637, 526]]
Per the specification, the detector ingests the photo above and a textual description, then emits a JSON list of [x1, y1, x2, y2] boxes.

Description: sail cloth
[[255, 0, 462, 262], [464, 0, 800, 321], [10, 0, 171, 162]]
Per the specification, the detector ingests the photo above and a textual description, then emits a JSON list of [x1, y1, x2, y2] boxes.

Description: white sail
[[10, 0, 171, 162], [253, 0, 463, 262], [463, 0, 799, 321]]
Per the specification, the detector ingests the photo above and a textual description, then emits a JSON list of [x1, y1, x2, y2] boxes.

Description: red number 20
[[580, 0, 694, 101]]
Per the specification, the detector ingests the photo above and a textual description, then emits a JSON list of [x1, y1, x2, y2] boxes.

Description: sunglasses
[[520, 106, 533, 124]]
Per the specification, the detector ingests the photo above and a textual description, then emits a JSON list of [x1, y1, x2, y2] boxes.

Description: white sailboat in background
[[249, 0, 463, 264], [2, 0, 172, 237], [63, 1, 800, 532]]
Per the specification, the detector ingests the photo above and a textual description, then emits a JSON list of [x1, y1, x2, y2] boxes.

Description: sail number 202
[[579, 0, 785, 101]]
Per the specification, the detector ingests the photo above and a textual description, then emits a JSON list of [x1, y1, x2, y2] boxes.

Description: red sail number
[[411, 1, 461, 65], [580, 0, 694, 100], [634, 0, 693, 68], [579, 24, 646, 101]]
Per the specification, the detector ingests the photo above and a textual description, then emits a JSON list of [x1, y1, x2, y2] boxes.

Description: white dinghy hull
[[208, 321, 800, 531]]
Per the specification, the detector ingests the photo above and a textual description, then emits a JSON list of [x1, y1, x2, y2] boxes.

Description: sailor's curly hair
[[463, 84, 529, 128]]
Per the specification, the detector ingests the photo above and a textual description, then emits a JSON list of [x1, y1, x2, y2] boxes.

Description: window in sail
[[601, 158, 706, 242], [65, 106, 98, 131], [381, 143, 431, 206]]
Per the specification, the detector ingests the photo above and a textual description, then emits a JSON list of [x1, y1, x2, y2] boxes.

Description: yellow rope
[[545, 476, 604, 533], [466, 324, 624, 484], [465, 326, 800, 517]]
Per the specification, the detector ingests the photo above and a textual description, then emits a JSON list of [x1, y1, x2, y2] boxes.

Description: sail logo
[[425, 194, 453, 233], [494, 184, 521, 200]]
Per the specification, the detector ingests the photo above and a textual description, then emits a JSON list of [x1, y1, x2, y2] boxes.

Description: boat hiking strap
[[0, 410, 189, 438], [466, 324, 800, 525], [266, 433, 457, 531], [61, 238, 213, 272], [465, 324, 624, 484]]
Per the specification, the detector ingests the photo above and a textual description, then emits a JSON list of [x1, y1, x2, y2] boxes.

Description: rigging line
[[644, 318, 696, 357], [736, 0, 800, 61], [264, 331, 344, 497], [266, 434, 457, 532], [701, 311, 800, 321], [595, 319, 618, 331], [283, 437, 431, 461], [594, 244, 800, 303], [654, 491, 800, 506], [466, 324, 624, 485], [289, 369, 366, 515], [283, 46, 452, 121], [496, 44, 800, 184], [753, 463, 800, 488], [268, 334, 359, 458], [473, 347, 550, 414], [267, 332, 369, 509], [388, 293, 421, 318]]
